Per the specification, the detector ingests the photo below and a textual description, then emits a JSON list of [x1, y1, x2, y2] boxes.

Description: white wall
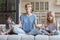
[[49, 0, 60, 12]]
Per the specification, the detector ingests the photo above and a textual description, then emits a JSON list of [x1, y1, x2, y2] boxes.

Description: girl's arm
[[56, 19, 59, 30], [4, 25, 13, 34]]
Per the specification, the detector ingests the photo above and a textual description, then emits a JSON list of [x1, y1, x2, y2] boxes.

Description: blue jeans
[[45, 30, 60, 35], [13, 27, 49, 35], [13, 27, 25, 35], [13, 27, 60, 35]]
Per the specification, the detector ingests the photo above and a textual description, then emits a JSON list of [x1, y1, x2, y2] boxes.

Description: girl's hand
[[40, 24, 45, 30], [1, 32, 6, 35], [2, 32, 8, 35]]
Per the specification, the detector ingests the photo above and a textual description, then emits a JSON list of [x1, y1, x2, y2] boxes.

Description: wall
[[20, 0, 60, 13], [49, 0, 60, 12]]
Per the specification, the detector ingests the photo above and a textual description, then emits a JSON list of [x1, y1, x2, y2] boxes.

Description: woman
[[13, 3, 43, 35]]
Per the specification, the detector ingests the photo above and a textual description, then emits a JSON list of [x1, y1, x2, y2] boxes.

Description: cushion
[[21, 35, 34, 40], [7, 35, 21, 40], [49, 35, 60, 40], [0, 35, 8, 40], [35, 35, 49, 40]]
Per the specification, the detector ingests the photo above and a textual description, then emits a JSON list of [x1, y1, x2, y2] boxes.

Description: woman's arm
[[17, 20, 22, 28], [34, 20, 46, 29], [34, 20, 41, 29]]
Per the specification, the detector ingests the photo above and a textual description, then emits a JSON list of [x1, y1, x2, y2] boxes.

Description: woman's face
[[25, 5, 32, 12], [47, 13, 53, 21]]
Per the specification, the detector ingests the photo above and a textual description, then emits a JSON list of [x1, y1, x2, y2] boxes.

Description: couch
[[0, 24, 60, 40], [0, 35, 60, 40]]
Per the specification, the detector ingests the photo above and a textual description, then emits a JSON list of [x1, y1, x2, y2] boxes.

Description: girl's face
[[47, 13, 53, 21], [25, 5, 32, 12], [6, 18, 11, 23]]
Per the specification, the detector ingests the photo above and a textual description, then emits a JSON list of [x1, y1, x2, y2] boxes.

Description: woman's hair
[[47, 11, 55, 24], [25, 3, 32, 8], [25, 3, 33, 13]]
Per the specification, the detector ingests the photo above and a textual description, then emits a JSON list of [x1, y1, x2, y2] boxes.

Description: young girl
[[45, 11, 60, 35], [0, 15, 15, 35]]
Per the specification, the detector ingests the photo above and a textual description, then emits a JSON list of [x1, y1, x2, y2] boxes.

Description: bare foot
[[48, 33, 54, 36]]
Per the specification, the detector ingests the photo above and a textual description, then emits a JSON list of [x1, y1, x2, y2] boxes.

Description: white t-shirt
[[44, 22, 57, 32]]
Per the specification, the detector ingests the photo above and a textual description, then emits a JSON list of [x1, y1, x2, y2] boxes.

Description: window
[[56, 0, 60, 5], [35, 2, 39, 11], [0, 0, 19, 24], [40, 2, 44, 11], [31, 2, 49, 24], [31, 2, 34, 11], [31, 2, 49, 12], [45, 2, 49, 11], [40, 2, 49, 11]]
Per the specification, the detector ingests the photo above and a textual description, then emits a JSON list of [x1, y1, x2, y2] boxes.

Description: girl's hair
[[5, 15, 12, 20], [47, 11, 55, 24]]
